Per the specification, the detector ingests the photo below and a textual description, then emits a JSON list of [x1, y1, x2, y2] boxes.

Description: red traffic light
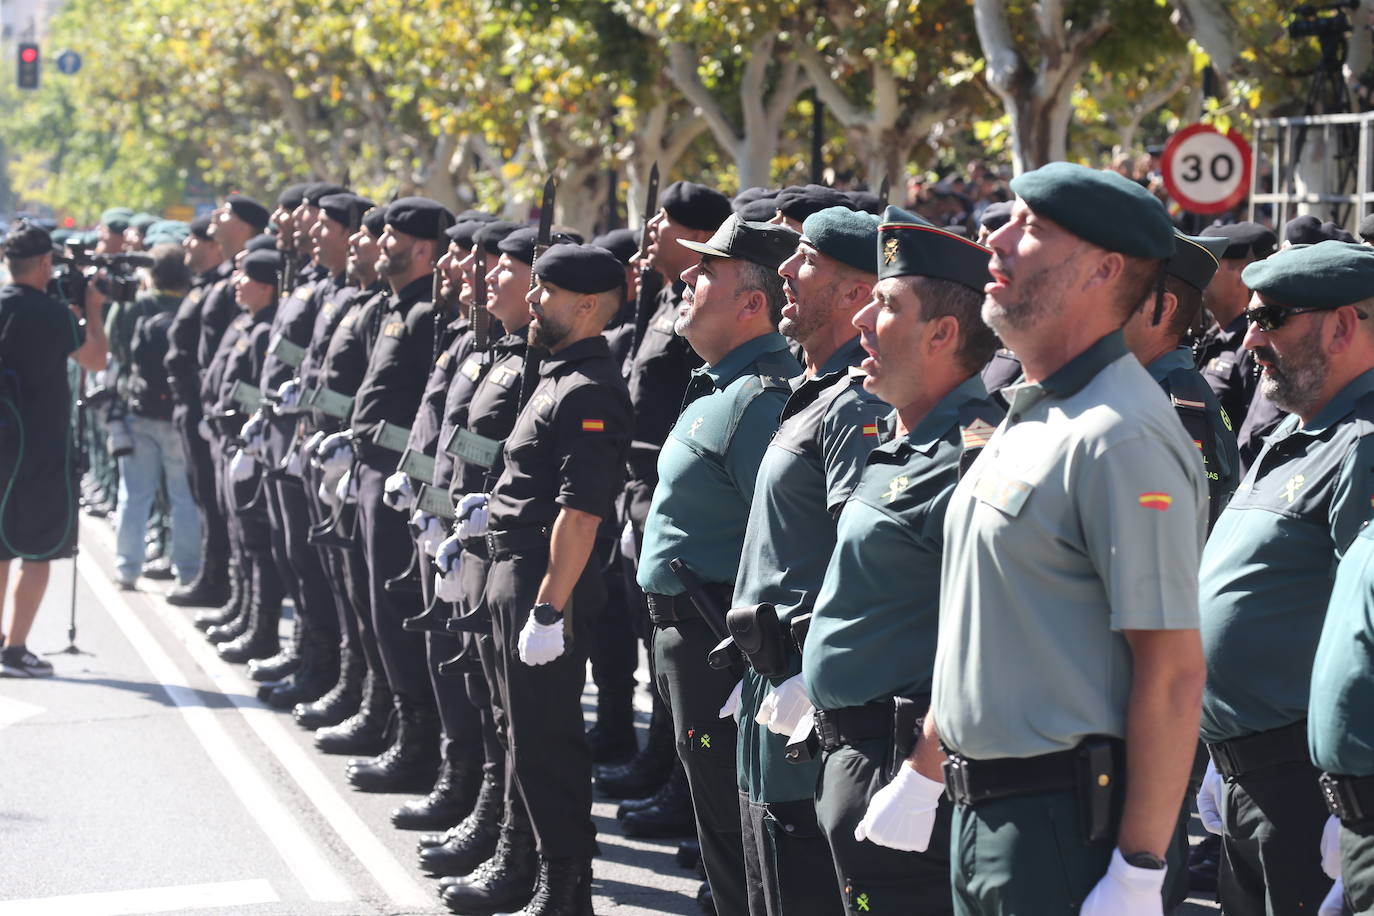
[[20, 47, 37, 64], [16, 42, 39, 89]]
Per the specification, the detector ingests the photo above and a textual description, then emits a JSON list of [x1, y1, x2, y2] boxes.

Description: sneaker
[[1, 645, 54, 678]]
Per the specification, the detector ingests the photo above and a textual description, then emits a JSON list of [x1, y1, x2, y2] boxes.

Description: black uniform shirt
[[408, 318, 475, 457], [0, 282, 83, 470], [259, 274, 330, 395], [164, 266, 221, 409], [297, 275, 355, 395], [443, 333, 526, 494], [350, 276, 436, 458], [215, 303, 277, 419], [625, 281, 700, 478], [196, 261, 238, 370], [1198, 312, 1259, 431], [489, 334, 631, 529], [202, 309, 246, 415], [320, 284, 386, 400]]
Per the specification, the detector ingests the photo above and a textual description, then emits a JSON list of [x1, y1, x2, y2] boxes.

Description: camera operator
[[109, 243, 202, 590], [0, 220, 108, 678]]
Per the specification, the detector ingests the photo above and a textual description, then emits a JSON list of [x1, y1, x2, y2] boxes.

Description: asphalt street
[[0, 516, 1219, 915]]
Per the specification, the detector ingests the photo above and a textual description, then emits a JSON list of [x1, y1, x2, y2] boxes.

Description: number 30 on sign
[[1162, 124, 1253, 216]]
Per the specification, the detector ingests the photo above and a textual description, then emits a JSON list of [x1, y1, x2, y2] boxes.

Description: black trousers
[[463, 545, 512, 784], [485, 545, 601, 859], [355, 460, 433, 709], [588, 534, 637, 698], [268, 477, 339, 644], [174, 404, 228, 575], [301, 459, 371, 665], [741, 794, 845, 916]]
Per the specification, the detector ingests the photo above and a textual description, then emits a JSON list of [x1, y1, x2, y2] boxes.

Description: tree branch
[[974, 0, 1024, 97], [795, 41, 869, 127], [665, 40, 741, 149]]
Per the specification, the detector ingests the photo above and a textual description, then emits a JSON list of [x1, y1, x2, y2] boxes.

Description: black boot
[[346, 703, 441, 792], [168, 561, 231, 608], [265, 633, 339, 710], [586, 688, 637, 765], [496, 856, 593, 916], [419, 772, 504, 876], [294, 647, 364, 730], [218, 558, 283, 664], [392, 758, 482, 829], [202, 566, 250, 640], [248, 614, 302, 682], [314, 668, 392, 755], [617, 758, 687, 815], [439, 821, 538, 914], [618, 763, 694, 838], [595, 690, 673, 798]]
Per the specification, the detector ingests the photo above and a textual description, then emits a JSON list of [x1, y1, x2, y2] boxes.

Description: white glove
[[619, 518, 637, 561], [1321, 878, 1346, 916], [1322, 815, 1343, 880], [1197, 759, 1224, 836], [314, 431, 352, 469], [318, 476, 339, 507], [336, 468, 356, 506], [517, 610, 565, 665], [229, 448, 256, 482], [411, 509, 446, 557], [719, 679, 743, 719], [434, 532, 465, 601], [456, 492, 489, 539], [788, 707, 816, 747], [301, 430, 326, 463], [276, 378, 302, 409], [854, 763, 946, 852], [755, 674, 814, 737], [285, 445, 303, 477], [240, 411, 267, 457], [383, 472, 416, 512], [198, 417, 213, 441], [435, 568, 465, 602], [1079, 849, 1167, 916]]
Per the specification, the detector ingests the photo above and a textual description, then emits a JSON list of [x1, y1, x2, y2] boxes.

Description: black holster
[[887, 697, 924, 782], [726, 602, 787, 677], [1075, 736, 1121, 843]]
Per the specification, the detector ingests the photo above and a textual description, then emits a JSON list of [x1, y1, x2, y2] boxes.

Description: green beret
[[1009, 162, 1175, 259], [1167, 233, 1230, 292], [800, 206, 880, 275], [876, 206, 992, 292], [129, 212, 159, 233], [101, 207, 135, 231], [1242, 240, 1374, 310]]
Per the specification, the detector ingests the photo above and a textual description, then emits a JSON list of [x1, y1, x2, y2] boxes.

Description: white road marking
[[0, 694, 43, 730], [80, 524, 432, 908], [0, 878, 278, 915], [81, 562, 355, 903]]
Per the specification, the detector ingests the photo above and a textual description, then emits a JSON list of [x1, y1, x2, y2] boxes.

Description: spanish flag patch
[[1192, 439, 1203, 450], [581, 419, 605, 432], [1139, 492, 1173, 511], [862, 423, 879, 438]]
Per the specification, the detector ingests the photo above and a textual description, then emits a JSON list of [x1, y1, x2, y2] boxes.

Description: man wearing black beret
[[772, 185, 854, 232]]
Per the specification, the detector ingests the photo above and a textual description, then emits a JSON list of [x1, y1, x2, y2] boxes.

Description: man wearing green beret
[[124, 212, 159, 250], [1196, 239, 1374, 915], [726, 205, 888, 916], [97, 207, 133, 256], [636, 213, 803, 916], [1123, 233, 1240, 528], [802, 208, 1003, 916], [859, 162, 1207, 915]]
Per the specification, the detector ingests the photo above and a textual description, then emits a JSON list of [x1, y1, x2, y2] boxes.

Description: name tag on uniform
[[271, 335, 307, 368], [229, 380, 263, 410], [445, 427, 501, 469], [490, 364, 520, 388], [436, 351, 452, 370], [312, 386, 354, 419], [416, 484, 456, 519], [972, 467, 1032, 517], [460, 358, 482, 381], [373, 421, 411, 454], [383, 320, 405, 338], [398, 448, 436, 486], [340, 311, 358, 329]]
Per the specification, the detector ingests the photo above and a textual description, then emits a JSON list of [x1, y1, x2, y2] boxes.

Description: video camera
[[47, 244, 152, 305], [1289, 0, 1359, 41]]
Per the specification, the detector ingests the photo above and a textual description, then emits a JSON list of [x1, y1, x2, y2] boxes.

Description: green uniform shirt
[[1310, 520, 1374, 776], [1199, 368, 1374, 744], [636, 332, 800, 595], [933, 331, 1207, 760], [733, 338, 889, 803], [804, 374, 1004, 712]]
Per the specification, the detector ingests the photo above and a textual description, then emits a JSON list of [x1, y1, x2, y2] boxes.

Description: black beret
[[678, 213, 800, 271], [244, 234, 278, 253], [498, 227, 581, 265], [241, 249, 283, 286], [454, 210, 498, 224], [277, 183, 309, 210], [660, 181, 733, 232], [591, 228, 638, 265], [732, 187, 773, 210], [1201, 221, 1277, 260], [534, 244, 626, 295], [847, 191, 884, 215], [1283, 215, 1327, 247], [303, 182, 349, 207], [386, 197, 454, 240], [2, 220, 53, 259], [1360, 212, 1374, 243], [737, 197, 779, 222], [1243, 240, 1374, 310], [476, 221, 524, 256], [189, 214, 214, 241], [776, 185, 853, 221], [979, 200, 1014, 234], [445, 219, 489, 250], [1167, 233, 1230, 292], [1010, 162, 1174, 259], [1323, 221, 1357, 244], [362, 205, 388, 238], [876, 205, 992, 292], [318, 193, 369, 231], [226, 194, 271, 232], [801, 206, 880, 274]]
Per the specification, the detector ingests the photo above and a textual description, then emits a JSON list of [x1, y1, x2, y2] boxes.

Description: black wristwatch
[[1122, 851, 1166, 870], [532, 602, 563, 625]]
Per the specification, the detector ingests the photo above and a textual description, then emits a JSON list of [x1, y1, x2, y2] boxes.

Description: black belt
[[814, 703, 892, 752], [943, 739, 1123, 807], [485, 527, 549, 559], [1321, 771, 1374, 826], [460, 535, 489, 559], [645, 585, 732, 625], [1207, 720, 1309, 778]]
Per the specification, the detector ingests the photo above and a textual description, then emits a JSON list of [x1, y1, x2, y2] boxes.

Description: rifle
[[878, 175, 891, 206], [472, 238, 491, 351], [628, 163, 660, 359], [517, 175, 556, 409]]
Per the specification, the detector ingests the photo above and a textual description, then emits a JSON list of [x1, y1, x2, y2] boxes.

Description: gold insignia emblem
[[1283, 473, 1306, 504], [883, 238, 899, 265], [883, 475, 910, 503], [688, 417, 705, 438]]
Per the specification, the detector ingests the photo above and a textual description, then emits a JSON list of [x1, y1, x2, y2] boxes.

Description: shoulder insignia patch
[[436, 351, 451, 369], [961, 417, 996, 449], [460, 358, 482, 381], [1138, 492, 1173, 511], [581, 419, 606, 432], [383, 320, 404, 338]]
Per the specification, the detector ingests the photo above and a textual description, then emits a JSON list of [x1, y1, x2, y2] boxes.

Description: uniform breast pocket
[[971, 465, 1034, 517]]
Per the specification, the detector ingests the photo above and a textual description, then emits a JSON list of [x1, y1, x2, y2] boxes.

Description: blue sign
[[55, 51, 81, 75]]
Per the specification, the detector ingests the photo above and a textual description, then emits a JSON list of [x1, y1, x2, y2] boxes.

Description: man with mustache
[[1196, 240, 1374, 916]]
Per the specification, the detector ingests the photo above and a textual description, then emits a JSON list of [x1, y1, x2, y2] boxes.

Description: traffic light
[[17, 42, 39, 90]]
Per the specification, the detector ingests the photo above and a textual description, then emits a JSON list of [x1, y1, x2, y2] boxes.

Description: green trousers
[[1340, 819, 1374, 912], [1219, 760, 1331, 915]]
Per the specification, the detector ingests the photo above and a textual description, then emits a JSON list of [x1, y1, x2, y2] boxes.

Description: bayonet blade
[[473, 246, 490, 350], [879, 175, 891, 205]]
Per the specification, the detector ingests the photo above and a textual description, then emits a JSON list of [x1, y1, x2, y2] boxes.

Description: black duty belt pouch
[[1075, 736, 1121, 843], [789, 612, 812, 653], [1321, 771, 1374, 827], [887, 697, 924, 782], [727, 602, 787, 677]]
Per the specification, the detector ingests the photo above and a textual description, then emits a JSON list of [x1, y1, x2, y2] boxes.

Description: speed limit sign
[[1162, 124, 1253, 215]]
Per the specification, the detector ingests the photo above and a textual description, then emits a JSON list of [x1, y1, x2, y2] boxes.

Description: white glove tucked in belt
[[1079, 849, 1166, 916], [854, 764, 945, 852], [755, 674, 814, 737]]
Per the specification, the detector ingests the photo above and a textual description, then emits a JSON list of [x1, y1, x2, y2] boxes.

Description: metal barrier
[[1249, 110, 1374, 230]]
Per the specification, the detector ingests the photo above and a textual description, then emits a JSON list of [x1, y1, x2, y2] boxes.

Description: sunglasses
[[1244, 303, 1368, 332]]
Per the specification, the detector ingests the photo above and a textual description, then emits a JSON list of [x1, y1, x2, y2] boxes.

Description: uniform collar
[[1145, 347, 1195, 384], [1288, 367, 1374, 436], [907, 374, 990, 453], [808, 336, 867, 384], [699, 331, 790, 391], [391, 275, 431, 308], [1037, 330, 1128, 398], [539, 334, 609, 375], [251, 302, 277, 325]]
